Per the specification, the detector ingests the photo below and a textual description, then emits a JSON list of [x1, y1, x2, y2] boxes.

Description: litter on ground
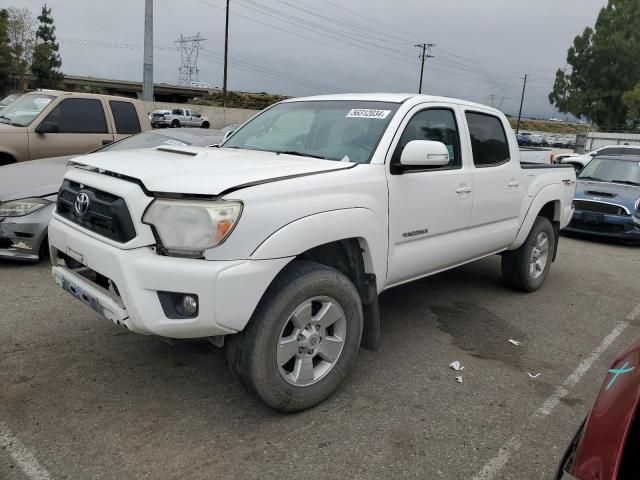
[[528, 372, 541, 378], [508, 339, 521, 346], [449, 361, 464, 371], [455, 376, 463, 384]]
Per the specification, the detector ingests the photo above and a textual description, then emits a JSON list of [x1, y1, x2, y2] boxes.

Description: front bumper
[[564, 209, 640, 241], [49, 217, 292, 338], [0, 204, 54, 261]]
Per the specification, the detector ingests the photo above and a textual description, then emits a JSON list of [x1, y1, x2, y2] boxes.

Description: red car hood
[[571, 338, 640, 479]]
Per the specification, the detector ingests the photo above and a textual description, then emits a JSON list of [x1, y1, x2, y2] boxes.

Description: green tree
[[0, 9, 13, 94], [549, 0, 640, 128], [6, 7, 35, 91], [622, 84, 640, 125], [31, 4, 62, 88]]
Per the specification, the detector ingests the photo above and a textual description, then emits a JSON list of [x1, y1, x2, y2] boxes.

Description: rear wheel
[[0, 153, 16, 166], [226, 261, 363, 412], [502, 216, 555, 292], [171, 119, 180, 128]]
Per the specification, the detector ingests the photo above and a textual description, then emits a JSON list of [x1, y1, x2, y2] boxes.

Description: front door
[[386, 105, 474, 286], [28, 98, 113, 160]]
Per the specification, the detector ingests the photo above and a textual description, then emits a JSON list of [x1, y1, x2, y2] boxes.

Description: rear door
[[27, 97, 113, 160], [109, 100, 143, 141], [464, 110, 522, 254], [386, 103, 474, 286]]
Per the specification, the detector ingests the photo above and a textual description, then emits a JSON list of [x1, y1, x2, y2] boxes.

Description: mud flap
[[360, 274, 381, 352]]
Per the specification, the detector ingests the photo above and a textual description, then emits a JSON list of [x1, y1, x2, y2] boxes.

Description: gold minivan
[[0, 90, 151, 165]]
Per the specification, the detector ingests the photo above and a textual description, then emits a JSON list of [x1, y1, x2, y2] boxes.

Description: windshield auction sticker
[[346, 109, 391, 119]]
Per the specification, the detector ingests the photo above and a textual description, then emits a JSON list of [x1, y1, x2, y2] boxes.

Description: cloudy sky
[[10, 0, 607, 118]]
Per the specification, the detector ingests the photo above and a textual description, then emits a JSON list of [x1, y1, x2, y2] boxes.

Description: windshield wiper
[[579, 176, 603, 182], [0, 115, 24, 127], [610, 179, 640, 186], [276, 150, 327, 160]]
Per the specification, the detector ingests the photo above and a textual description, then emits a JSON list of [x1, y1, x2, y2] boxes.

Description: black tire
[[201, 121, 210, 129], [171, 120, 180, 128], [226, 261, 363, 413], [0, 153, 16, 166], [502, 216, 555, 292]]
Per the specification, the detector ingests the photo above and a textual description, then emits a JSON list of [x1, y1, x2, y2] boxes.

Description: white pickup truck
[[49, 94, 576, 412], [150, 108, 210, 129]]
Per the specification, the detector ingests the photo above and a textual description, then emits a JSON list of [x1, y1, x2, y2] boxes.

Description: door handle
[[455, 186, 473, 194], [507, 181, 520, 188]]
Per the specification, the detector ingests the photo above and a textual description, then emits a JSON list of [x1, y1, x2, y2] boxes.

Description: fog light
[[177, 295, 198, 316], [157, 292, 199, 319]]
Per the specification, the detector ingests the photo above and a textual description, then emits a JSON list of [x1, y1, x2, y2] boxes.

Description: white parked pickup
[[49, 94, 576, 412], [150, 108, 210, 129]]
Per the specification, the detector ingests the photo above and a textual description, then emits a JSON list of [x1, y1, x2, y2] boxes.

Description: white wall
[[586, 132, 640, 150], [143, 101, 260, 129]]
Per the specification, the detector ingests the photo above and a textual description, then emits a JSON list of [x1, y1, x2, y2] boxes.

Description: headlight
[[143, 199, 242, 256], [0, 198, 50, 217]]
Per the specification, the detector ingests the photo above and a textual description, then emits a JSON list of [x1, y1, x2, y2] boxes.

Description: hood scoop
[[585, 190, 616, 198]]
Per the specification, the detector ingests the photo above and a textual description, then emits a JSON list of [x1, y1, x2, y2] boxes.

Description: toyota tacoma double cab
[[48, 94, 576, 412]]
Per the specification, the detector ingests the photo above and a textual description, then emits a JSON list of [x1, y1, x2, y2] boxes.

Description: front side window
[[466, 112, 510, 167], [392, 108, 461, 171], [109, 101, 141, 134], [223, 100, 400, 163], [0, 94, 55, 127], [42, 98, 108, 134]]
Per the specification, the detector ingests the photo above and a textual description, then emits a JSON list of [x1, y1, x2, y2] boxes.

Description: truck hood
[[73, 147, 356, 195], [575, 180, 640, 210], [0, 155, 72, 201]]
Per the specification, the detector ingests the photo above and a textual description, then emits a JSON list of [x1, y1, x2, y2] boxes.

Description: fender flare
[[251, 208, 388, 292], [509, 184, 562, 251]]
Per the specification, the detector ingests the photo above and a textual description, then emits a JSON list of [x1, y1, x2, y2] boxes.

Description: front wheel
[[502, 216, 555, 292], [201, 121, 210, 129], [226, 261, 363, 412]]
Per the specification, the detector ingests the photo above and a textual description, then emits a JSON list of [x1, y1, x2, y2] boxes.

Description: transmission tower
[[175, 33, 206, 86]]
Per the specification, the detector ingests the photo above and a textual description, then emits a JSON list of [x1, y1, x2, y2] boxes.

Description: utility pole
[[415, 43, 434, 94], [142, 0, 153, 102], [515, 74, 528, 134], [223, 0, 230, 109]]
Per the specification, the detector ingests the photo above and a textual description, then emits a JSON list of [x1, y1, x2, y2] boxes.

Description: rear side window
[[109, 101, 141, 134], [466, 112, 510, 167], [43, 98, 108, 134], [393, 108, 461, 170]]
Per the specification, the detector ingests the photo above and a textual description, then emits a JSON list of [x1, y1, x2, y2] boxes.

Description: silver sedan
[[0, 128, 225, 262]]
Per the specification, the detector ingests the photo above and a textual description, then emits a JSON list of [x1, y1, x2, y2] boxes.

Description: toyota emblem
[[74, 192, 90, 216]]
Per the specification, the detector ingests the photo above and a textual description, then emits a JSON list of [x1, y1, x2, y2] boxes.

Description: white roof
[[282, 93, 502, 114]]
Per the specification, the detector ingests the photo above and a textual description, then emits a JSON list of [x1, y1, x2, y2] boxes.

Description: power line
[[223, 0, 230, 107], [516, 74, 528, 134], [415, 43, 435, 94], [175, 33, 206, 86]]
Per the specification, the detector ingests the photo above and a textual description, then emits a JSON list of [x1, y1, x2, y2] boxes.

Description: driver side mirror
[[400, 140, 450, 167], [222, 130, 235, 142], [35, 121, 59, 134]]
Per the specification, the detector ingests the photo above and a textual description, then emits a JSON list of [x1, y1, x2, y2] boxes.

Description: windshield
[[0, 94, 20, 107], [0, 94, 55, 126], [223, 100, 400, 163], [100, 131, 194, 152], [578, 158, 640, 185]]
